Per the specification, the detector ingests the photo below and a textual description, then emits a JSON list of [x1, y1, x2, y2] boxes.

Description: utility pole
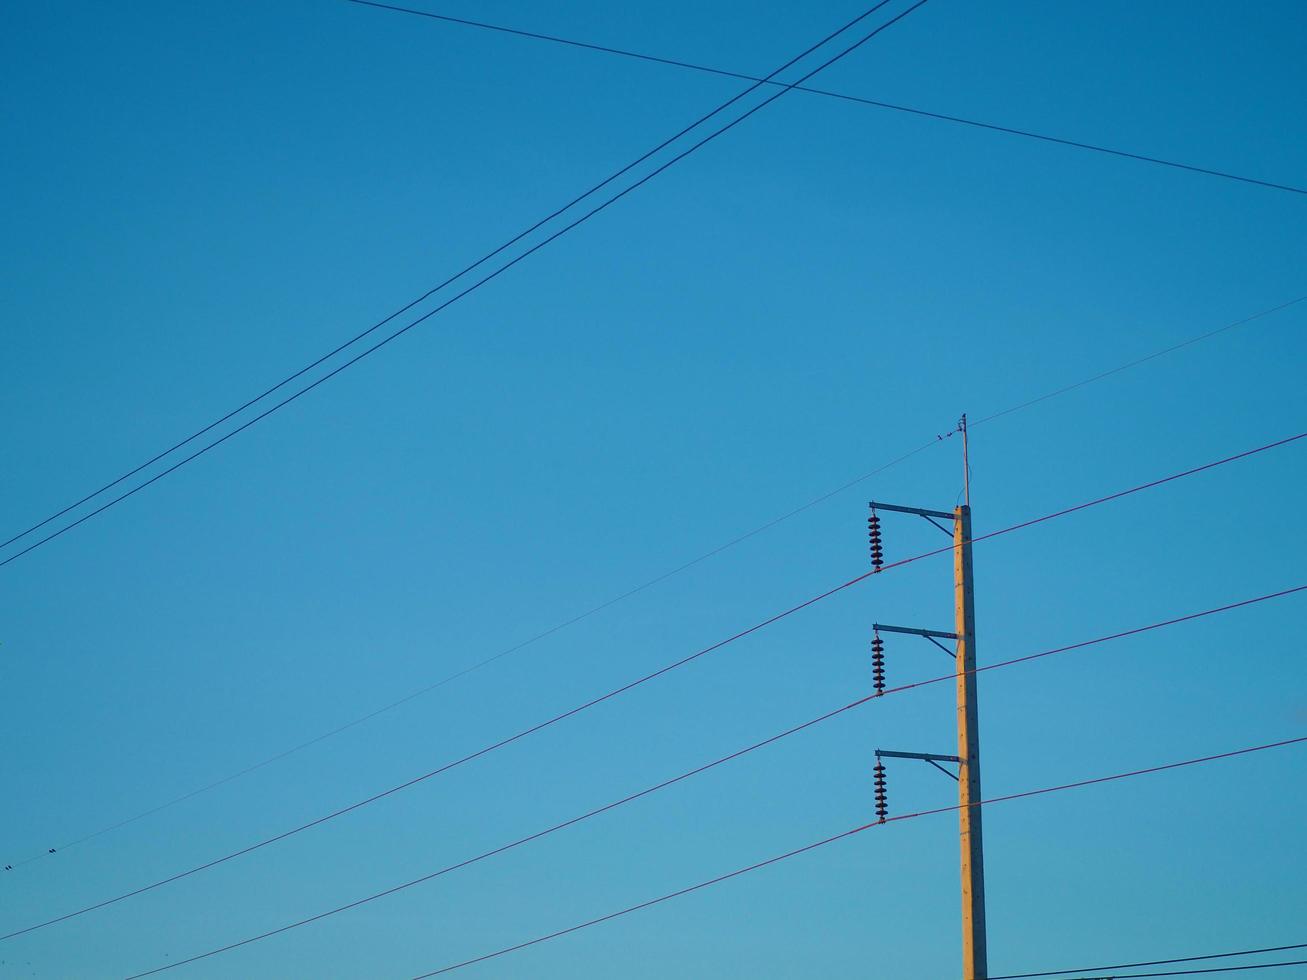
[[867, 415, 987, 979], [954, 416, 987, 977]]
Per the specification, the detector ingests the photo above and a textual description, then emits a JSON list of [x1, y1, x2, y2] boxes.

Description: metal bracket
[[876, 749, 962, 782], [868, 501, 957, 538], [874, 623, 958, 659]]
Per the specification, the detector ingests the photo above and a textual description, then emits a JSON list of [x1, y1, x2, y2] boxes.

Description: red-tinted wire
[[3, 429, 1301, 943], [408, 737, 1307, 977], [120, 584, 1306, 978]]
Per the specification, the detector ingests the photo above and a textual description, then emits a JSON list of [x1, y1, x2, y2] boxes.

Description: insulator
[[873, 762, 888, 820], [867, 512, 884, 570], [871, 633, 886, 691]]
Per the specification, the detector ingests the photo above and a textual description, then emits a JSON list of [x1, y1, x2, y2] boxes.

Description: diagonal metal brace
[[874, 623, 959, 658], [868, 500, 957, 537], [868, 501, 956, 521], [876, 749, 962, 782]]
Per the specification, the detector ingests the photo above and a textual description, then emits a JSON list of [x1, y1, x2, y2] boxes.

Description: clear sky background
[[2, 1, 1305, 977]]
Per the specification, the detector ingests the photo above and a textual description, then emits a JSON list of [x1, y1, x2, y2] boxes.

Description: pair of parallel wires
[[6, 4, 1306, 974], [3, 0, 1304, 873]]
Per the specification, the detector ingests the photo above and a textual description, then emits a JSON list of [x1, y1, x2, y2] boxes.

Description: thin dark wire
[[405, 736, 1307, 977], [1, 0, 925, 574], [0, 0, 898, 558], [0, 438, 939, 874], [3, 1, 1303, 879], [12, 287, 1300, 876], [973, 295, 1307, 425], [120, 584, 1307, 978], [4, 429, 1298, 942], [1064, 960, 1307, 978], [0, 0, 934, 873], [351, 1, 1307, 197], [993, 941, 1307, 978]]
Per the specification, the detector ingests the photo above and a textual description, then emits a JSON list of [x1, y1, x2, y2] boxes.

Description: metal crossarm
[[873, 623, 958, 658]]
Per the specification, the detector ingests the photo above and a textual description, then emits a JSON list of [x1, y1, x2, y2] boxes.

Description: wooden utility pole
[[955, 500, 987, 978], [871, 414, 988, 980], [956, 413, 987, 978]]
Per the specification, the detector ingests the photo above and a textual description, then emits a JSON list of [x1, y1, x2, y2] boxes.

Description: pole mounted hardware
[[870, 622, 958, 693], [864, 426, 987, 979], [867, 508, 884, 570], [872, 750, 964, 823], [867, 500, 956, 538], [876, 749, 963, 783], [871, 632, 886, 693], [873, 622, 959, 658]]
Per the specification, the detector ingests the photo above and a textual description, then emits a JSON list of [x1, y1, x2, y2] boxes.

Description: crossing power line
[[5, 294, 1301, 875], [1046, 960, 1307, 978], [350, 0, 1307, 197], [992, 940, 1307, 978], [4, 430, 1301, 941], [0, 0, 925, 569], [394, 736, 1307, 978], [118, 585, 1306, 978]]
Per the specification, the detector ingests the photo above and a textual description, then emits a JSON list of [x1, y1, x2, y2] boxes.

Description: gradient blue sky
[[2, 1, 1305, 977]]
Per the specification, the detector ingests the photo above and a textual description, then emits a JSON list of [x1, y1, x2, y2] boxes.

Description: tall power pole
[[955, 414, 987, 976], [869, 415, 988, 979]]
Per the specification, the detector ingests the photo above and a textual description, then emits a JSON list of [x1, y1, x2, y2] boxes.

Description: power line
[[7, 294, 1301, 876], [1060, 960, 1307, 978], [5, 430, 1300, 941], [0, 0, 915, 566], [399, 736, 1307, 978], [349, 0, 1307, 197], [118, 584, 1307, 978], [6, 0, 1304, 869], [993, 941, 1307, 978], [972, 296, 1307, 425]]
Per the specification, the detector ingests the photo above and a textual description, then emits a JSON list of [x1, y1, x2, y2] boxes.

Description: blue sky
[[2, 1, 1305, 977]]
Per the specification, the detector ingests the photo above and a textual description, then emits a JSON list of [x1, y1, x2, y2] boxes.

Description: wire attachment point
[[873, 761, 888, 822], [871, 630, 886, 694], [867, 508, 884, 570]]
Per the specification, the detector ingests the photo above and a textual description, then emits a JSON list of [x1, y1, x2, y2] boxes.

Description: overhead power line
[[992, 940, 1307, 978], [398, 736, 1307, 978], [4, 430, 1301, 941], [7, 295, 1302, 877], [1056, 959, 1307, 978], [118, 585, 1307, 978], [0, 0, 923, 568], [350, 0, 1307, 197]]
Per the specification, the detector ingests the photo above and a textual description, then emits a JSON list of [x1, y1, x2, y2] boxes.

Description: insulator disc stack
[[873, 762, 888, 821], [867, 510, 884, 570], [871, 633, 885, 694]]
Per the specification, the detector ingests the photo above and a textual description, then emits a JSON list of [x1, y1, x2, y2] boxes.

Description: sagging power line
[[5, 429, 1300, 942], [6, 298, 1301, 876], [350, 0, 1307, 197], [399, 736, 1307, 978], [991, 939, 1307, 978], [0, 0, 926, 568], [118, 583, 1307, 978]]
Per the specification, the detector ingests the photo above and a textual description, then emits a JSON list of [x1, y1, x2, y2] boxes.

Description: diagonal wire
[[120, 584, 1306, 977], [1060, 958, 1307, 978], [4, 429, 1300, 941], [0, 0, 937, 872], [350, 0, 1307, 197], [0, 0, 900, 558], [405, 737, 1307, 977], [992, 941, 1307, 978]]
